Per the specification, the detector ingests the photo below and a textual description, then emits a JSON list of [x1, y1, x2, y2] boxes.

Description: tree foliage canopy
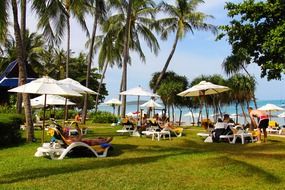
[[218, 0, 285, 80]]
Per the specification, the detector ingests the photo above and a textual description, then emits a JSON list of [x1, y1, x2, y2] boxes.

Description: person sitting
[[160, 120, 183, 136], [74, 112, 82, 122], [201, 118, 214, 131]]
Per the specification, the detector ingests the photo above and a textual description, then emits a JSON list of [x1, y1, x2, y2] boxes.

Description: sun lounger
[[230, 126, 254, 144], [35, 122, 112, 160]]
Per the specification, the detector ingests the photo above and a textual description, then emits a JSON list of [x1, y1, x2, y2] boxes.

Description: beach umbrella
[[58, 78, 98, 94], [120, 86, 159, 118], [258, 103, 284, 112], [104, 98, 122, 115], [140, 99, 162, 108], [258, 103, 284, 119], [177, 81, 230, 123], [30, 94, 75, 108], [58, 78, 98, 120], [8, 76, 82, 143]]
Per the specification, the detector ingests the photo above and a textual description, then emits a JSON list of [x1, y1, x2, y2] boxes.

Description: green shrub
[[90, 111, 118, 123], [35, 109, 77, 120], [0, 114, 24, 147], [0, 105, 16, 114]]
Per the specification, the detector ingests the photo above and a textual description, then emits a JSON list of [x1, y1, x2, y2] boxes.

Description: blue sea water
[[98, 99, 285, 125]]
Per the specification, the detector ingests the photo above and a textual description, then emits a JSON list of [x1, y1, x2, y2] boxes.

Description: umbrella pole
[[137, 96, 140, 125], [42, 94, 47, 143]]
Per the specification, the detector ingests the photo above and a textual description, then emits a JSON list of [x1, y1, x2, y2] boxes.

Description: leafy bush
[[0, 105, 16, 114], [90, 111, 118, 123], [0, 114, 24, 147], [35, 109, 77, 120]]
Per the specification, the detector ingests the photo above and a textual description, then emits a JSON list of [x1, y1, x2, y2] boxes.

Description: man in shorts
[[248, 107, 269, 143]]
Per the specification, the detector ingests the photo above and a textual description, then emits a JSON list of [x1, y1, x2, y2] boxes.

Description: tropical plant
[[108, 0, 159, 117], [32, 0, 90, 78], [153, 0, 217, 91], [150, 71, 188, 122], [82, 0, 106, 124], [227, 74, 256, 128], [218, 0, 285, 80], [222, 53, 258, 109]]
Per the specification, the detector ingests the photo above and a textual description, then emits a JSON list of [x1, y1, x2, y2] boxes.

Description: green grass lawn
[[1, 124, 285, 190]]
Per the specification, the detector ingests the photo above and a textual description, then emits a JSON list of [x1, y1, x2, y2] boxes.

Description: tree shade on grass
[[1, 124, 285, 189]]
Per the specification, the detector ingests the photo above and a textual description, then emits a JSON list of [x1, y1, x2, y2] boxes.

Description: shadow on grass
[[0, 151, 189, 184]]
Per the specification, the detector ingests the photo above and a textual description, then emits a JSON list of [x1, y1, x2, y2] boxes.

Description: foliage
[[35, 109, 77, 120], [0, 114, 24, 147], [0, 105, 16, 114], [90, 111, 118, 123], [150, 71, 188, 113], [218, 0, 285, 80]]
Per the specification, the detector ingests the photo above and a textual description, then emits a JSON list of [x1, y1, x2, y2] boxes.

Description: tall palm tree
[[222, 54, 258, 109], [11, 0, 34, 141], [93, 31, 123, 112], [82, 0, 106, 124], [227, 74, 256, 128], [109, 0, 159, 117], [32, 0, 89, 78], [153, 0, 217, 91]]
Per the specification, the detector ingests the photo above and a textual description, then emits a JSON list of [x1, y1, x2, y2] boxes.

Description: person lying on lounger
[[51, 121, 113, 146]]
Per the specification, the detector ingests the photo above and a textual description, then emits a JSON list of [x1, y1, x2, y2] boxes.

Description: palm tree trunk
[[16, 0, 27, 114], [154, 31, 179, 92], [241, 65, 258, 109], [95, 61, 108, 112], [12, 0, 34, 142], [121, 0, 133, 117], [117, 75, 124, 116], [82, 11, 99, 123]]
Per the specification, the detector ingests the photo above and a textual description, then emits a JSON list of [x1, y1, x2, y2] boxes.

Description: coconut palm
[[153, 0, 217, 91], [227, 74, 256, 128], [32, 0, 90, 78], [10, 0, 34, 141], [222, 53, 258, 109], [105, 0, 159, 116], [81, 0, 106, 124]]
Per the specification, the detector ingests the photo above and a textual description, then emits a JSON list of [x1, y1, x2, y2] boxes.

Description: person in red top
[[248, 107, 269, 143]]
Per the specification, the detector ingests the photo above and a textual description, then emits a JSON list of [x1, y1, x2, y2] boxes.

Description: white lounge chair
[[35, 125, 112, 160], [230, 126, 254, 144]]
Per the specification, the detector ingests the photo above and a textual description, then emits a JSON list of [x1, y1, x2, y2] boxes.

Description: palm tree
[[153, 0, 217, 91], [11, 0, 34, 141], [82, 0, 106, 124], [93, 30, 123, 112], [32, 0, 89, 78], [227, 74, 256, 128], [222, 53, 258, 109], [108, 0, 159, 117]]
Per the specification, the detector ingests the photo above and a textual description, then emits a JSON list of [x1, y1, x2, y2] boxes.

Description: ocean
[[98, 99, 285, 126]]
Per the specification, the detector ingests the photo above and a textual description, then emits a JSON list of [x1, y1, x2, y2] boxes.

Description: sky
[[24, 0, 285, 101]]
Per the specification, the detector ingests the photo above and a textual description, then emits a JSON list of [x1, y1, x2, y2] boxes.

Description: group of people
[[209, 107, 269, 143]]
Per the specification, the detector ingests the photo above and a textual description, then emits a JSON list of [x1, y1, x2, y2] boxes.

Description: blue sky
[[25, 0, 285, 101]]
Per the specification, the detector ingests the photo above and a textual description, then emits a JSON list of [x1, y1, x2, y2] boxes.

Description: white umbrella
[[58, 78, 98, 95], [58, 78, 98, 120], [177, 81, 230, 97], [178, 81, 230, 125], [258, 103, 284, 112], [258, 103, 284, 119], [8, 76, 82, 142], [278, 112, 285, 118], [104, 98, 122, 115], [120, 86, 159, 117], [30, 94, 75, 108], [140, 99, 162, 108]]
